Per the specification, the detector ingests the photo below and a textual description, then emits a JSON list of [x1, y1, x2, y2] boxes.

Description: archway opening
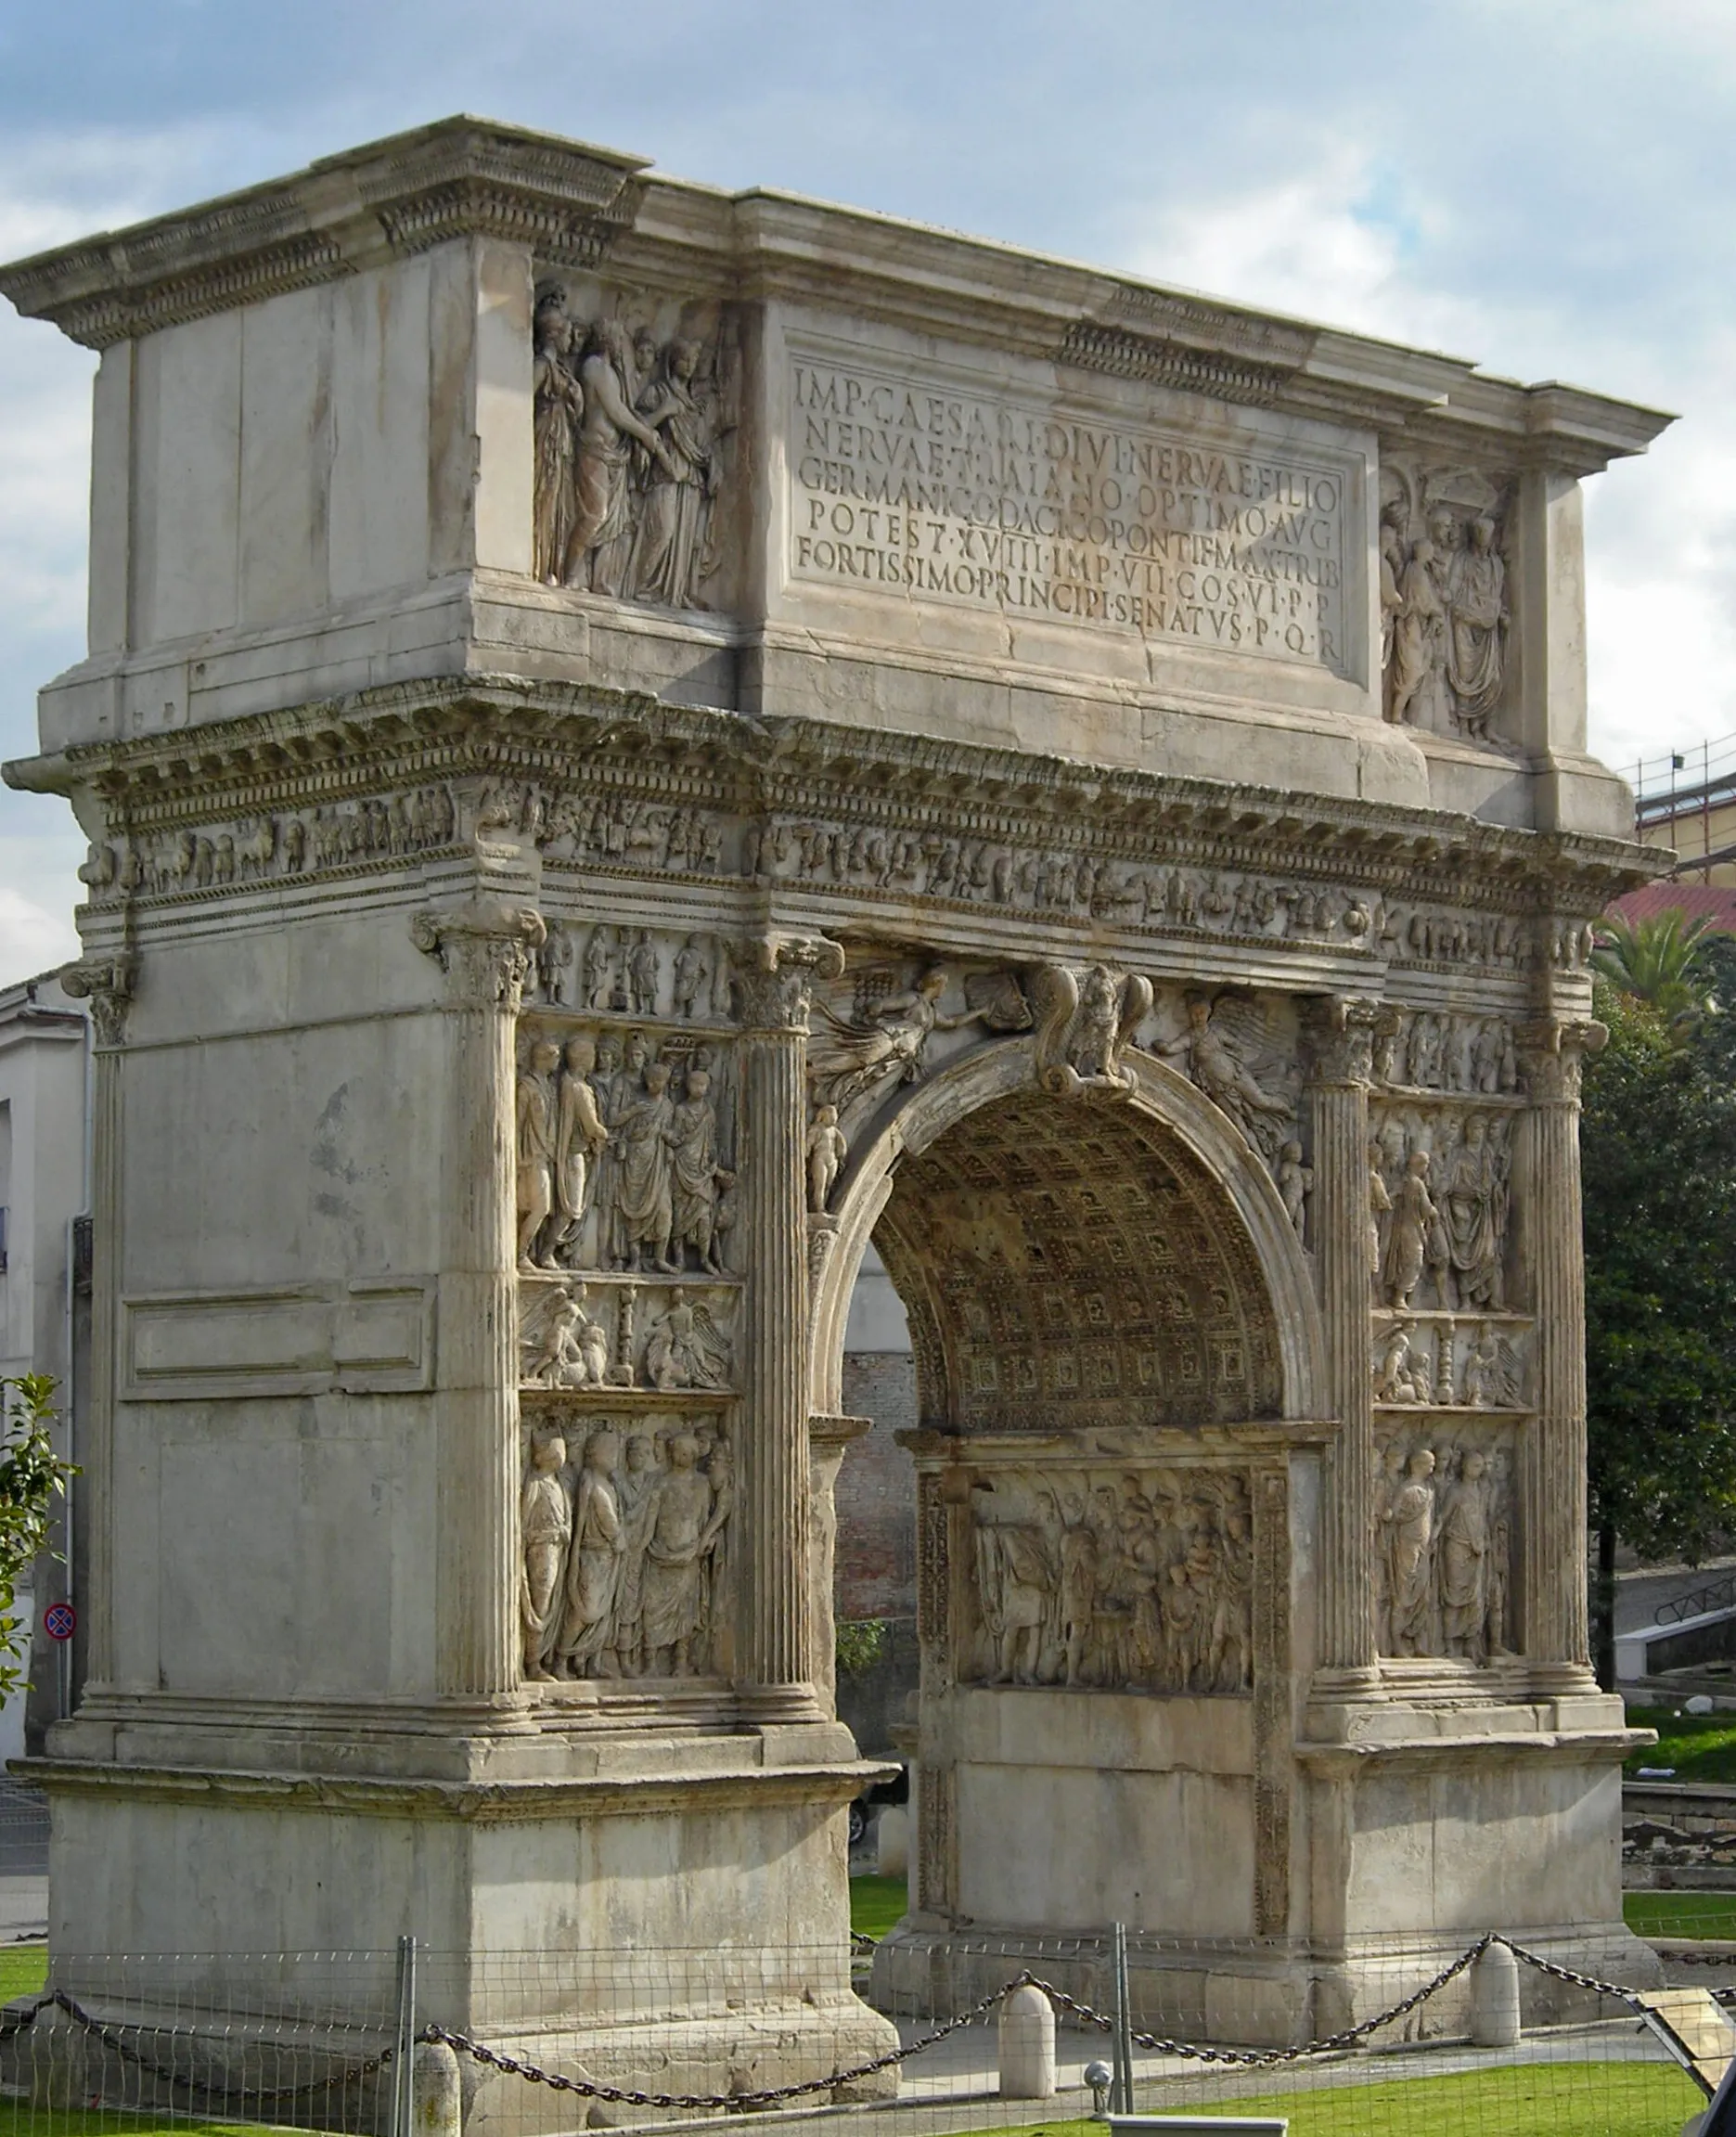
[[829, 1080, 1299, 1950]]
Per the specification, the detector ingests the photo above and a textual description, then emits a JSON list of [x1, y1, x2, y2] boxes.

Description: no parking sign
[[43, 1602, 75, 1642]]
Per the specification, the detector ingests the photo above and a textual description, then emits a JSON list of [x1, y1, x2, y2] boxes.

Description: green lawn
[[0, 1947, 46, 2004], [0, 2117, 264, 2137], [971, 2061, 1702, 2136], [1626, 1887, 1736, 1937], [1624, 1702, 1736, 1783], [849, 1873, 908, 1941]]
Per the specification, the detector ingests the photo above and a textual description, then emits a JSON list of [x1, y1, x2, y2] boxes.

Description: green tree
[[1590, 909, 1716, 1026], [1584, 985, 1736, 1686]]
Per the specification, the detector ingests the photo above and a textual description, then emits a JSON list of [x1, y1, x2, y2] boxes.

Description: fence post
[[392, 1935, 418, 2137], [1112, 1920, 1135, 2114]]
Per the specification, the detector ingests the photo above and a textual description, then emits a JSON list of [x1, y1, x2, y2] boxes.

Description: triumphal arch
[[0, 118, 1665, 2071]]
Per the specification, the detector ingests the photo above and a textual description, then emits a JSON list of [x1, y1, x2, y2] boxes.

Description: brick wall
[[836, 1350, 919, 1623]]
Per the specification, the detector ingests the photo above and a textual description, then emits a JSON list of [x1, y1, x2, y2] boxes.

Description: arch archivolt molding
[[806, 1032, 1327, 1429]]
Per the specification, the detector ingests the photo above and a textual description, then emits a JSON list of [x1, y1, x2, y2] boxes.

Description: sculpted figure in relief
[[628, 338, 720, 610], [1277, 1140, 1312, 1248], [551, 1037, 609, 1261], [673, 933, 712, 1022], [532, 287, 583, 584], [1437, 1114, 1510, 1310], [1383, 1448, 1438, 1655], [1157, 997, 1293, 1165], [1374, 1434, 1514, 1661], [1383, 1151, 1446, 1310], [668, 1067, 730, 1273], [809, 968, 988, 1119], [556, 1428, 625, 1678], [643, 1287, 732, 1390], [522, 1283, 611, 1388], [611, 1059, 679, 1272], [806, 1103, 848, 1214], [639, 1433, 728, 1675], [518, 1425, 732, 1682], [520, 1432, 572, 1680], [562, 320, 679, 595], [516, 1040, 563, 1268]]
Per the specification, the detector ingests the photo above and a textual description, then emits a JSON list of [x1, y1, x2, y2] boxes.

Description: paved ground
[[0, 1779, 47, 1942], [1616, 1557, 1736, 1636]]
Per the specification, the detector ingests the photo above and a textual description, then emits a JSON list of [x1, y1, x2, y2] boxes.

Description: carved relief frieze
[[520, 1413, 733, 1682], [1379, 458, 1511, 745], [81, 786, 459, 904], [1372, 1312, 1529, 1411], [959, 1462, 1254, 1694], [1372, 1422, 1518, 1663], [1369, 1103, 1513, 1312], [1372, 1011, 1523, 1097], [804, 958, 1030, 1133], [531, 281, 737, 609], [516, 1018, 737, 1277], [520, 1274, 738, 1396]]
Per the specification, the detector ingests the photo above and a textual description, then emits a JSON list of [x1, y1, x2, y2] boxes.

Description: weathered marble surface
[[0, 116, 1668, 2060]]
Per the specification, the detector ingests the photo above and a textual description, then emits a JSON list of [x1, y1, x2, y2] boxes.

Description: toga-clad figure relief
[[1371, 1108, 1512, 1312], [531, 283, 731, 611], [961, 1465, 1254, 1695], [1380, 461, 1511, 743], [519, 1421, 733, 1681], [515, 1022, 737, 1279], [1371, 1431, 1514, 1664]]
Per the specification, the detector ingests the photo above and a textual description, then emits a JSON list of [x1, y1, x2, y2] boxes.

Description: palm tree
[[1590, 909, 1717, 1026]]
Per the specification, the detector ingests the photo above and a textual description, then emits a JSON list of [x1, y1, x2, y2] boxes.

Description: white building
[[0, 972, 88, 1763]]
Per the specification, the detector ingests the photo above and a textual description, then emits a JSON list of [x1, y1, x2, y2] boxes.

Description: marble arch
[[0, 115, 1667, 2086]]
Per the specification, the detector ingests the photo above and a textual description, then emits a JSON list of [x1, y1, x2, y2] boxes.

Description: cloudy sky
[[0, 0, 1727, 982]]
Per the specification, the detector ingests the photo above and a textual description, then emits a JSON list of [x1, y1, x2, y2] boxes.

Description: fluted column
[[58, 955, 135, 1699], [1304, 998, 1379, 1691], [732, 934, 843, 1720], [1515, 1016, 1606, 1682], [413, 899, 544, 1706]]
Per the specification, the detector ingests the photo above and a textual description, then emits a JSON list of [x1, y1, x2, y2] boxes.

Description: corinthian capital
[[411, 900, 547, 1011], [61, 953, 137, 1050], [730, 933, 845, 1034], [1302, 996, 1379, 1087], [1515, 1016, 1608, 1104]]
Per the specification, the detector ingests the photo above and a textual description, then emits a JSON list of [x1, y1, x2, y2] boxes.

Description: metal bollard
[[1470, 1939, 1521, 2048], [997, 1983, 1057, 2100], [412, 2038, 464, 2137]]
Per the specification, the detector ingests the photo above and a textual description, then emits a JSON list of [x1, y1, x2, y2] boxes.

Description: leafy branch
[[0, 1376, 74, 1704]]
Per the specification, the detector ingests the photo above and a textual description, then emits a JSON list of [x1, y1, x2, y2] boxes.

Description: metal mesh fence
[[0, 1918, 1722, 2137]]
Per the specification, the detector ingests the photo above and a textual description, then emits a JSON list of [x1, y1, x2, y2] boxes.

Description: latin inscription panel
[[786, 341, 1359, 677]]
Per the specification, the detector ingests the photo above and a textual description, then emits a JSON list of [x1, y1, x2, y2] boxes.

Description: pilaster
[[1514, 1015, 1606, 1682], [731, 934, 842, 1719], [56, 955, 134, 1698], [412, 898, 545, 1706], [1304, 998, 1379, 1692]]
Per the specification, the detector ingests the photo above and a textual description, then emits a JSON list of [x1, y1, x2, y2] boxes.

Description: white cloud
[[0, 831, 84, 987]]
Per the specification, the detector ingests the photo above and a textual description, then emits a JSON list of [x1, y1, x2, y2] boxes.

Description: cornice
[[0, 118, 648, 349], [4, 671, 1657, 916], [0, 117, 1673, 475]]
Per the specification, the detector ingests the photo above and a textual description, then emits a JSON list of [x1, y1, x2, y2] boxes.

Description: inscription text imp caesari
[[790, 359, 1351, 673]]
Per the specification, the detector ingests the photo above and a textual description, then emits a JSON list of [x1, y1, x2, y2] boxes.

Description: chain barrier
[[0, 1987, 394, 2105], [427, 1931, 1645, 2108], [0, 1932, 1688, 2120]]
